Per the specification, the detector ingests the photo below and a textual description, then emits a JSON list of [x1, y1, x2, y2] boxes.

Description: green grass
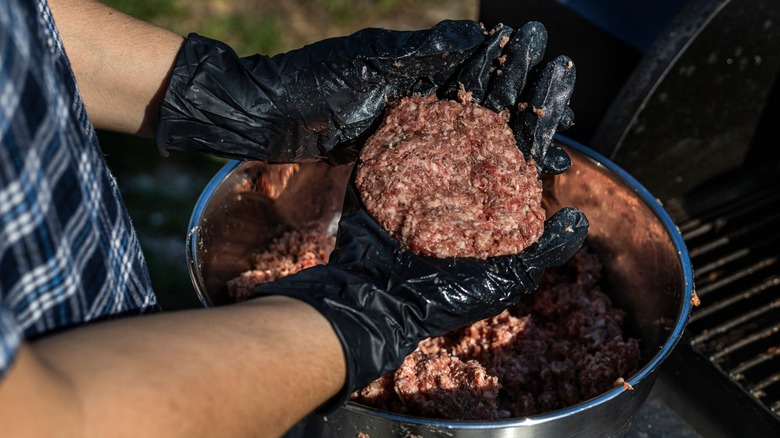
[[100, 0, 182, 23], [200, 13, 283, 56], [314, 0, 407, 26], [317, 0, 358, 26]]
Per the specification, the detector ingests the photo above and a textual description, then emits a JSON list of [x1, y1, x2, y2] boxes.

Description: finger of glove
[[482, 21, 548, 112], [558, 105, 575, 131], [269, 20, 486, 95], [513, 55, 576, 173], [537, 108, 576, 174], [438, 24, 514, 103], [336, 19, 485, 81], [519, 207, 589, 273], [409, 253, 538, 329], [539, 143, 572, 174]]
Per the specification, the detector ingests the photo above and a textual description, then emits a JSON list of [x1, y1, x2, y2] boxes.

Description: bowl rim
[[186, 159, 242, 308], [186, 135, 695, 426]]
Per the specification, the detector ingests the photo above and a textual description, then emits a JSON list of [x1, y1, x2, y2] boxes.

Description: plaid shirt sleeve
[[0, 0, 159, 379]]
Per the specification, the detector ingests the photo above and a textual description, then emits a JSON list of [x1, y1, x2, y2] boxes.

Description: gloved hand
[[251, 179, 588, 412], [443, 21, 576, 174], [156, 20, 575, 172], [243, 20, 586, 412]]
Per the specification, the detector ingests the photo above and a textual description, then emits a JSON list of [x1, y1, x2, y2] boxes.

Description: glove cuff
[[155, 34, 285, 161], [155, 33, 207, 158]]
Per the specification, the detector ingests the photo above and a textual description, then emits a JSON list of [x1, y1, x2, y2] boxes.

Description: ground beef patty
[[355, 93, 545, 259]]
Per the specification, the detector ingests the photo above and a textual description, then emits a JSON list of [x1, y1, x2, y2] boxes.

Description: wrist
[[250, 264, 420, 408]]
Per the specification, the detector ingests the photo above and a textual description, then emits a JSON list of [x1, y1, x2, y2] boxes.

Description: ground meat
[[226, 224, 335, 301], [355, 94, 544, 259], [393, 351, 501, 420], [355, 351, 501, 420], [352, 373, 399, 412], [351, 246, 642, 420]]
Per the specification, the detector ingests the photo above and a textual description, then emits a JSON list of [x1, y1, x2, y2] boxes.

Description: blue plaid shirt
[[0, 0, 158, 379]]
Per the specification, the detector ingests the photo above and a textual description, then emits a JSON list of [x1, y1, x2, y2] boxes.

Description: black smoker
[[479, 0, 780, 436]]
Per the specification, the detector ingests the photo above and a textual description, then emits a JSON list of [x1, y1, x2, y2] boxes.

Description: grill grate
[[679, 187, 780, 418]]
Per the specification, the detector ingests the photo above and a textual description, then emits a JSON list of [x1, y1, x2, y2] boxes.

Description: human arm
[[48, 0, 184, 137], [0, 296, 344, 438]]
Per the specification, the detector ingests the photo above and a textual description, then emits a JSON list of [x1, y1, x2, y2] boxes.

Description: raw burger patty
[[356, 94, 544, 259]]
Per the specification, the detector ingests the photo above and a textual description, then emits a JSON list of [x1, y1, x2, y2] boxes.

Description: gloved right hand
[[250, 178, 589, 413], [443, 21, 576, 174]]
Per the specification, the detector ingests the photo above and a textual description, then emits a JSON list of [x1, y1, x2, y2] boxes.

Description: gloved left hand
[[155, 20, 488, 164], [155, 20, 575, 169]]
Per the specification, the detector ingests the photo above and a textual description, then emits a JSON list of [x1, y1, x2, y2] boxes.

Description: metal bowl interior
[[186, 161, 353, 307], [186, 137, 693, 437]]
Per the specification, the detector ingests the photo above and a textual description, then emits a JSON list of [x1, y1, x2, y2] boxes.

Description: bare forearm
[[48, 0, 184, 137], [2, 297, 345, 438]]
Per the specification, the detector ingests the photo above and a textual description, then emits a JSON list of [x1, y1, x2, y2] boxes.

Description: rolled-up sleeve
[[0, 0, 159, 386]]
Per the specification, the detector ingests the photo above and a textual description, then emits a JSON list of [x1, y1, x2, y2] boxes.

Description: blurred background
[[97, 0, 478, 310]]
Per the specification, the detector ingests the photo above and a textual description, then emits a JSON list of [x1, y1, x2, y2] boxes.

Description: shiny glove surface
[[251, 180, 589, 411], [156, 20, 575, 172]]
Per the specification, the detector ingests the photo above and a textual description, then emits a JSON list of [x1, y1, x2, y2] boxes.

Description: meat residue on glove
[[355, 93, 545, 259]]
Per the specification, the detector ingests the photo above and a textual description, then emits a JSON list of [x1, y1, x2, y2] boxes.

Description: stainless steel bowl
[[187, 137, 694, 437]]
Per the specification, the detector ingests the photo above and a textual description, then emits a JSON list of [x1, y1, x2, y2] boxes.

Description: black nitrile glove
[[251, 180, 589, 412], [155, 20, 575, 171], [443, 21, 576, 174]]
